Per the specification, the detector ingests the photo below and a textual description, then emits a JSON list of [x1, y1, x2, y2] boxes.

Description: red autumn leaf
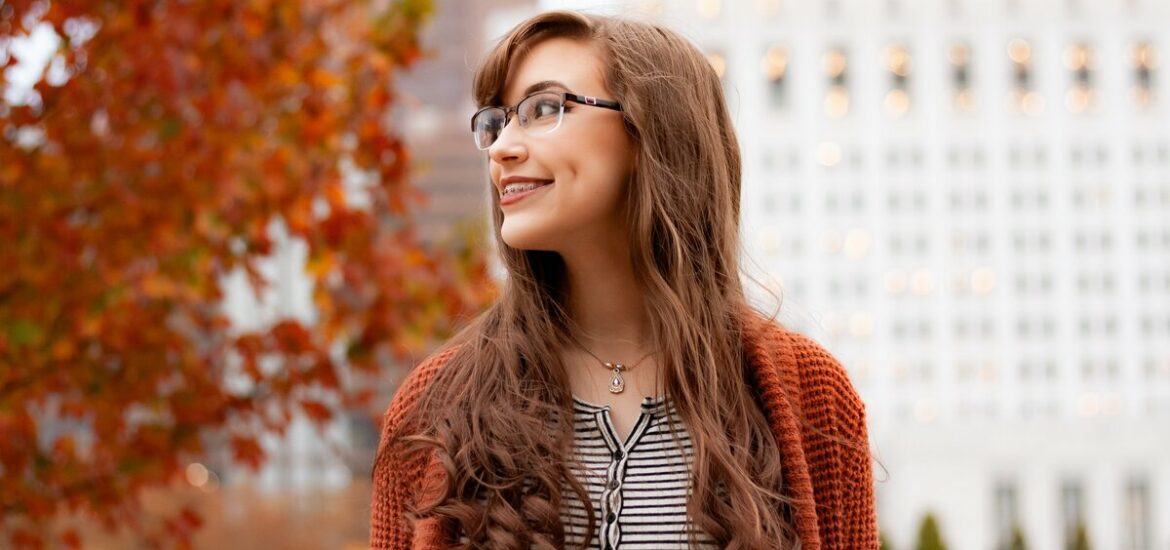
[[300, 400, 333, 424], [179, 506, 204, 530], [59, 529, 81, 550], [229, 435, 266, 471]]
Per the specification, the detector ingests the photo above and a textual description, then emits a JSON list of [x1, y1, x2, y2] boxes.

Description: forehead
[[502, 37, 609, 104]]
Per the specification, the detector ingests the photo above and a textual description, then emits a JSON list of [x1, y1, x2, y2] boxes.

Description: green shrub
[[915, 512, 948, 550]]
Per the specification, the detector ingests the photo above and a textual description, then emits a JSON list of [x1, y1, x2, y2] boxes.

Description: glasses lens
[[517, 93, 564, 135], [472, 108, 505, 149]]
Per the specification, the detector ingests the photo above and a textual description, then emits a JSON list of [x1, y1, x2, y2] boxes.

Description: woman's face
[[488, 37, 636, 253]]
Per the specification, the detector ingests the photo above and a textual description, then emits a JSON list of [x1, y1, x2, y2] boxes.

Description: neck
[[560, 242, 651, 359]]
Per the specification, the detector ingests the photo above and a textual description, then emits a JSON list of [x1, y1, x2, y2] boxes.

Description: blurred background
[[2, 0, 1168, 548]]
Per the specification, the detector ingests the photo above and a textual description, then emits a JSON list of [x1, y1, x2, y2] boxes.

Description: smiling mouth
[[502, 181, 554, 196]]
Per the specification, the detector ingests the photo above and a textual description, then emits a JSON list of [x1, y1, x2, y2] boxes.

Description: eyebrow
[[520, 80, 570, 97], [494, 80, 571, 108]]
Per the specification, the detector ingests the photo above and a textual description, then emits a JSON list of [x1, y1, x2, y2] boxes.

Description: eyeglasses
[[470, 91, 622, 150]]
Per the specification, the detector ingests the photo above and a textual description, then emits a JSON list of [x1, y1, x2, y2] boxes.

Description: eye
[[531, 97, 561, 119]]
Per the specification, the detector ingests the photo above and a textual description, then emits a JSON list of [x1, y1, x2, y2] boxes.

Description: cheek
[[582, 142, 634, 205], [567, 127, 632, 187]]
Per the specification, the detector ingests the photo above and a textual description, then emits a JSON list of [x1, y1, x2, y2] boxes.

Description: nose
[[488, 114, 527, 164]]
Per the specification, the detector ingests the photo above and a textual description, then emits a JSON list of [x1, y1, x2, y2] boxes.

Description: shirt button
[[606, 512, 616, 523], [609, 479, 619, 489], [612, 449, 624, 460]]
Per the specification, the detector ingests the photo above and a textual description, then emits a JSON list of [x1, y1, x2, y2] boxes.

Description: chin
[[500, 225, 556, 251]]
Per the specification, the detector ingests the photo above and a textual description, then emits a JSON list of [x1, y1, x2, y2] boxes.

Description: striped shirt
[[456, 395, 717, 548], [561, 394, 717, 549]]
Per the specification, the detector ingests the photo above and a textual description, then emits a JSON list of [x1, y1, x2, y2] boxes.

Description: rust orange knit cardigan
[[369, 315, 878, 549]]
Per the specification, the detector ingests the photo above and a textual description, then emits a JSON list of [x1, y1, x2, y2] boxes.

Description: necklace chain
[[567, 331, 654, 394]]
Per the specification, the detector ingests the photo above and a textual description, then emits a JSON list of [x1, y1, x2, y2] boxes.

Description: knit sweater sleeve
[[788, 331, 879, 550], [369, 347, 459, 550]]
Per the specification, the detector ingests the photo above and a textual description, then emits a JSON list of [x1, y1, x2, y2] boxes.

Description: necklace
[[567, 332, 655, 394]]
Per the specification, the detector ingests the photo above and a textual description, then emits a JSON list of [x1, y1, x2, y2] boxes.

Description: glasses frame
[[470, 91, 623, 150]]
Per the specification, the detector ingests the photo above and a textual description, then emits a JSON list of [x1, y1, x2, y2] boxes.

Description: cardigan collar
[[740, 314, 823, 549]]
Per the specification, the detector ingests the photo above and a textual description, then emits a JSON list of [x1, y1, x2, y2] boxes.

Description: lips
[[498, 180, 554, 206], [502, 180, 553, 196], [500, 175, 554, 194]]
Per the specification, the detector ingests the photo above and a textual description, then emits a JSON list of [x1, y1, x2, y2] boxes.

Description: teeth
[[503, 182, 550, 195]]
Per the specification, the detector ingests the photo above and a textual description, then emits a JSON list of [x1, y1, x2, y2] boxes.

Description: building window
[[885, 44, 911, 116], [1009, 38, 1043, 115], [1017, 360, 1031, 380], [762, 46, 790, 109], [1061, 479, 1087, 548], [1132, 42, 1154, 108], [949, 42, 973, 110], [823, 46, 849, 118], [1124, 477, 1151, 550], [993, 479, 1021, 550], [824, 0, 841, 18], [946, 0, 963, 17], [1065, 43, 1095, 113]]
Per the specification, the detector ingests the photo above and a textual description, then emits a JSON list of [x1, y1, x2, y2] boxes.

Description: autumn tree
[[0, 0, 492, 547]]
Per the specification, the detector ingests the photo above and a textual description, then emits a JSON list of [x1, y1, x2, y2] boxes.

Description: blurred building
[[397, 0, 540, 242], [601, 0, 1169, 548]]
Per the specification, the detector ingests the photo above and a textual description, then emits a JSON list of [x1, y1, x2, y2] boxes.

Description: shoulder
[[743, 313, 852, 385], [380, 344, 463, 436], [781, 329, 865, 410], [742, 313, 867, 426], [370, 344, 463, 548], [371, 343, 463, 509], [376, 344, 463, 456]]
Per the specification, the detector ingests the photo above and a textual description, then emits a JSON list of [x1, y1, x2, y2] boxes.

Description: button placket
[[595, 404, 658, 550], [604, 450, 629, 545], [588, 408, 617, 548]]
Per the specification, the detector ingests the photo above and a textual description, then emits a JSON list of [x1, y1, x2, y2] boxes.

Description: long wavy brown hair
[[383, 10, 801, 549]]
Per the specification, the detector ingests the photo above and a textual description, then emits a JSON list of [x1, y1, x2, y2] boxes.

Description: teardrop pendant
[[607, 363, 626, 394]]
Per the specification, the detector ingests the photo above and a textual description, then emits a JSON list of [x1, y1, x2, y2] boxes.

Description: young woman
[[371, 10, 877, 550]]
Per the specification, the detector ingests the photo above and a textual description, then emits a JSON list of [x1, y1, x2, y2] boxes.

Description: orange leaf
[[50, 339, 75, 361], [60, 529, 81, 549], [300, 400, 332, 424], [309, 69, 344, 88], [230, 435, 266, 470]]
